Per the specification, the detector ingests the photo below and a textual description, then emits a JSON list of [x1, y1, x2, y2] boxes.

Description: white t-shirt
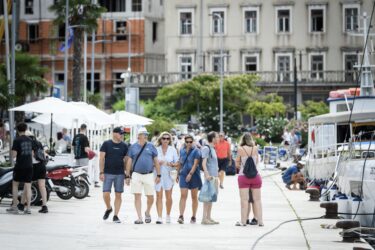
[[157, 145, 179, 168]]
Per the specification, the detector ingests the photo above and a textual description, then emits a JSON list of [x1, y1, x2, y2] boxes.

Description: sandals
[[235, 221, 247, 227], [134, 219, 144, 224], [178, 215, 184, 224], [249, 218, 258, 225], [145, 213, 152, 224]]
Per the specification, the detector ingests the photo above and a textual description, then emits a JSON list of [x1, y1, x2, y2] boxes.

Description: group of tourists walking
[[99, 127, 264, 226]]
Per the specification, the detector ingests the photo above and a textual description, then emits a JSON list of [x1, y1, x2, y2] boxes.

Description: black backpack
[[31, 137, 48, 165], [242, 146, 258, 178]]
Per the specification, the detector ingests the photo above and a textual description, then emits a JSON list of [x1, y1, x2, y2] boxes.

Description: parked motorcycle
[[0, 167, 46, 205], [71, 166, 90, 199], [46, 165, 75, 200]]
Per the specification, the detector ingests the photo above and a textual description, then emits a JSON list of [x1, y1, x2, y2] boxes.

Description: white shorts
[[131, 172, 155, 195]]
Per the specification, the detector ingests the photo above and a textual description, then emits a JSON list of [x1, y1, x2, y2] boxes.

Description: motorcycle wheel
[[30, 183, 41, 205], [73, 180, 89, 199], [55, 180, 75, 200]]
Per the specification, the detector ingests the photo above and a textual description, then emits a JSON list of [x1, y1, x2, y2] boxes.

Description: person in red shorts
[[214, 132, 231, 189], [235, 133, 263, 227]]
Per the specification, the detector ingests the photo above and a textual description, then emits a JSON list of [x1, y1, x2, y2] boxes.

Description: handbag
[[170, 169, 178, 182], [198, 179, 218, 203], [242, 146, 258, 178]]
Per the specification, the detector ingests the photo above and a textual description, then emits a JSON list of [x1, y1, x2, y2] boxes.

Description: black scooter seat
[[0, 167, 13, 176], [46, 165, 70, 171]]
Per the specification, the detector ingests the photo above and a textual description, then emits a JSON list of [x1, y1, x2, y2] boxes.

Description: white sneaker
[[166, 215, 171, 224], [6, 206, 19, 214], [156, 217, 163, 224]]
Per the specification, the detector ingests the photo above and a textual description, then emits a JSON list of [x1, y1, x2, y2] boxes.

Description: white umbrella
[[70, 102, 115, 126], [111, 111, 153, 126]]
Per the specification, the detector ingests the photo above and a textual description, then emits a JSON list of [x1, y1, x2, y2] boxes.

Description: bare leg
[[134, 193, 142, 220], [240, 188, 249, 224], [24, 183, 32, 209], [156, 189, 163, 218], [165, 189, 173, 216], [146, 195, 154, 216], [114, 192, 122, 216], [219, 170, 225, 187], [179, 188, 188, 216], [38, 179, 47, 206], [191, 188, 199, 218], [252, 188, 263, 225], [12, 181, 19, 207], [103, 192, 111, 210]]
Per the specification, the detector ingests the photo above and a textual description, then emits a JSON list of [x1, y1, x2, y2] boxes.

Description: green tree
[[247, 93, 286, 119], [256, 117, 288, 143], [142, 99, 178, 121], [0, 53, 50, 120], [299, 100, 329, 120], [49, 1, 106, 101], [146, 117, 175, 138], [112, 99, 125, 111], [87, 93, 103, 108], [154, 74, 259, 134]]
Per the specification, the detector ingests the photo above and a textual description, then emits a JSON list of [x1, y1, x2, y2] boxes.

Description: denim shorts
[[103, 174, 125, 193]]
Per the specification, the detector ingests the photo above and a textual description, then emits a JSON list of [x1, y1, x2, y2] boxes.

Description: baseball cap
[[113, 127, 125, 134], [137, 127, 149, 135]]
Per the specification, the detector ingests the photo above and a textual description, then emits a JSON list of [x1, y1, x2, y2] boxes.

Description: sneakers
[[17, 203, 25, 212], [113, 215, 121, 223], [209, 218, 219, 224], [134, 219, 144, 224], [24, 209, 32, 215], [177, 215, 184, 224], [249, 218, 258, 225], [94, 182, 101, 188], [145, 213, 152, 223], [6, 206, 19, 214], [219, 184, 224, 189], [190, 216, 196, 224], [166, 215, 171, 224], [39, 206, 48, 214], [103, 207, 113, 220], [156, 217, 163, 224]]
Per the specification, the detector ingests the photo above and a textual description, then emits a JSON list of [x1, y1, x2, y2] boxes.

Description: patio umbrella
[[111, 111, 153, 126], [10, 97, 88, 149]]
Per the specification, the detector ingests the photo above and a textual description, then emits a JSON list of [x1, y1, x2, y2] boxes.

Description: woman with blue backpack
[[177, 135, 202, 224], [235, 133, 263, 227]]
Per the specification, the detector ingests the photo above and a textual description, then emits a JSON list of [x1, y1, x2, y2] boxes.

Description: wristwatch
[[157, 174, 161, 178]]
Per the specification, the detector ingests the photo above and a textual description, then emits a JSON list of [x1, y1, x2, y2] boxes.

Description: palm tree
[[0, 53, 50, 121], [49, 1, 106, 101]]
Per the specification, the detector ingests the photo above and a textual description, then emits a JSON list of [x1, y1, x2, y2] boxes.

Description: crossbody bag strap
[[132, 143, 147, 173], [182, 148, 193, 168]]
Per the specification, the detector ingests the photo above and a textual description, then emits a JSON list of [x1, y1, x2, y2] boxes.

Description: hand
[[204, 172, 211, 181], [155, 176, 161, 184], [99, 173, 104, 182], [185, 173, 192, 183], [159, 160, 165, 166], [176, 176, 179, 184], [125, 178, 130, 186]]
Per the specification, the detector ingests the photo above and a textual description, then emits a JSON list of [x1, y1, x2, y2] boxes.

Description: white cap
[[137, 127, 149, 135]]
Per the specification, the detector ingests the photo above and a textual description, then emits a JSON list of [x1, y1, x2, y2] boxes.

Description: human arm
[[186, 158, 200, 182], [235, 147, 242, 169], [227, 142, 232, 165], [99, 152, 105, 181], [253, 145, 259, 165], [153, 157, 161, 184], [125, 157, 132, 186]]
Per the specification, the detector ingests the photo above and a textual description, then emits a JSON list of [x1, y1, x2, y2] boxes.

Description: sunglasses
[[185, 141, 193, 144], [162, 137, 170, 141]]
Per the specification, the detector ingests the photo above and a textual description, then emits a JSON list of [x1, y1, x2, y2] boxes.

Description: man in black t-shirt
[[72, 124, 91, 167], [6, 123, 34, 214], [99, 127, 128, 223]]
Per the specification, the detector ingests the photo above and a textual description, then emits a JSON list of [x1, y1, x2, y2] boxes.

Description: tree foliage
[[153, 74, 259, 134], [256, 117, 288, 143], [299, 101, 329, 121], [49, 1, 106, 101], [247, 93, 286, 119], [112, 99, 125, 112], [146, 117, 175, 138]]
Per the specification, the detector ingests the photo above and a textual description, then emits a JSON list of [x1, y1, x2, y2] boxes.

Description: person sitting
[[282, 161, 306, 190], [55, 132, 68, 153]]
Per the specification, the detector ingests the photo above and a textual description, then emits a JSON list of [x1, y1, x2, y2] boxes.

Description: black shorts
[[218, 158, 229, 172], [32, 163, 46, 181], [13, 167, 33, 183]]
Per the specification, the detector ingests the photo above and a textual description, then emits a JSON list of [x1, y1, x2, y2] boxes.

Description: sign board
[[263, 146, 278, 168]]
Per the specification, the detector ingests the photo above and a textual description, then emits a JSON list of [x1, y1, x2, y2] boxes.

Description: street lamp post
[[125, 19, 132, 112], [63, 0, 69, 101], [211, 13, 224, 133]]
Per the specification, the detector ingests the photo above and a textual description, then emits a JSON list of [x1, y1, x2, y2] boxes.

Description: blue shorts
[[103, 174, 125, 193], [179, 173, 202, 190]]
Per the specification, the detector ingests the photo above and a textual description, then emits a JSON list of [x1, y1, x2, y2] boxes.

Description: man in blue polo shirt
[[126, 127, 161, 224], [282, 161, 305, 190]]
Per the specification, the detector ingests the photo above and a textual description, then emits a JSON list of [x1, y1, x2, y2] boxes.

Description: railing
[[113, 70, 361, 88]]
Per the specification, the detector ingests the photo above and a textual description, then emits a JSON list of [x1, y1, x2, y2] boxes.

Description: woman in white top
[[235, 133, 263, 227], [155, 132, 179, 224]]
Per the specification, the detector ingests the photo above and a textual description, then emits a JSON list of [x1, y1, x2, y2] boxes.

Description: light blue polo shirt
[[128, 142, 158, 173]]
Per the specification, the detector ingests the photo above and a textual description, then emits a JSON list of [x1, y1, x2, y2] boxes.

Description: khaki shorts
[[131, 172, 155, 195]]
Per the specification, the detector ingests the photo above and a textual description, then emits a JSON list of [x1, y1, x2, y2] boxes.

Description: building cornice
[[176, 49, 196, 54], [207, 3, 230, 8], [305, 1, 329, 6], [240, 48, 262, 53], [306, 47, 329, 52], [339, 0, 362, 5], [273, 1, 295, 7], [240, 2, 262, 8], [175, 4, 197, 9], [340, 46, 362, 52], [273, 47, 295, 53]]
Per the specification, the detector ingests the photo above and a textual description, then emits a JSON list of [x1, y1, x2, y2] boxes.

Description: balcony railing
[[114, 70, 361, 88]]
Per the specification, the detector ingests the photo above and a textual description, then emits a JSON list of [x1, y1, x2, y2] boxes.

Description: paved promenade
[[0, 168, 372, 250]]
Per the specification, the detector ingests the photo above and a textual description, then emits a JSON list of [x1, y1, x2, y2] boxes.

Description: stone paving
[[0, 168, 373, 250]]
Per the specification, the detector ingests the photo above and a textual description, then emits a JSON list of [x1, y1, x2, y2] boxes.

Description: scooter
[[46, 165, 76, 200], [0, 167, 45, 205], [71, 166, 90, 199]]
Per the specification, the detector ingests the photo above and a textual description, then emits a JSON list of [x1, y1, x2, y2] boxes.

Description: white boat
[[306, 12, 375, 227]]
